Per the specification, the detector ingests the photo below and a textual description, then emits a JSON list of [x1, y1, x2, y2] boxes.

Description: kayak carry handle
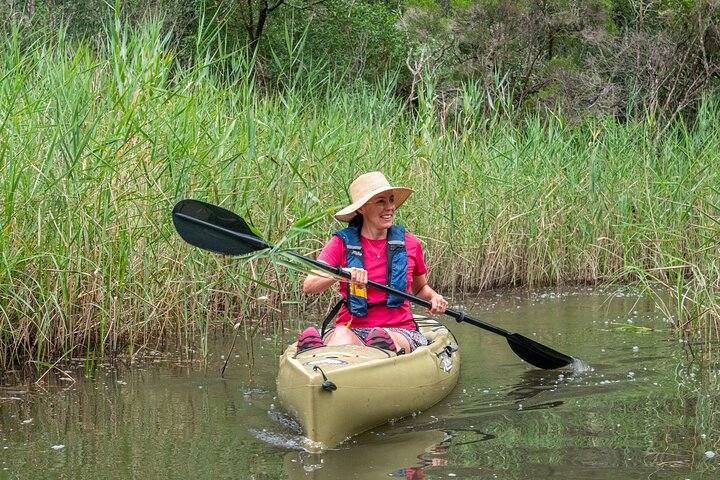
[[313, 366, 337, 392]]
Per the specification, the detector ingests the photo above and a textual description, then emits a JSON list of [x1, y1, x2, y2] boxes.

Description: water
[[2, 286, 719, 479]]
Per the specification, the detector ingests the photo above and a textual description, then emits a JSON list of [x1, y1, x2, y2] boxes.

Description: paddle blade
[[506, 333, 573, 370], [172, 199, 269, 256]]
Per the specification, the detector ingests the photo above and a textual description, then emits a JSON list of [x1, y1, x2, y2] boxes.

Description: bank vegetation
[[0, 4, 718, 369]]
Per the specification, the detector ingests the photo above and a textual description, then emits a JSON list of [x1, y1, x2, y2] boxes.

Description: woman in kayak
[[299, 171, 449, 354]]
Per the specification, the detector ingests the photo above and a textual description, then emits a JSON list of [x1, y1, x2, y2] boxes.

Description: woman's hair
[[349, 214, 363, 228]]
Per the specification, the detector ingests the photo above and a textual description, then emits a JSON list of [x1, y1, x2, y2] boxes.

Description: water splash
[[260, 410, 331, 452], [250, 428, 305, 450], [268, 410, 303, 433], [571, 357, 592, 373]]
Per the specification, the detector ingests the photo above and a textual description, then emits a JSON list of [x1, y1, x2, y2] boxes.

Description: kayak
[[277, 316, 460, 450], [276, 316, 460, 450]]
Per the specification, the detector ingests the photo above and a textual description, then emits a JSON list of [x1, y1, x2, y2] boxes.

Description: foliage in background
[[263, 0, 408, 85], [4, 1, 720, 129], [0, 5, 717, 369], [401, 0, 720, 129]]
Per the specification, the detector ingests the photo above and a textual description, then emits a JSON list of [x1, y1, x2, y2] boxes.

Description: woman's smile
[[359, 193, 396, 236]]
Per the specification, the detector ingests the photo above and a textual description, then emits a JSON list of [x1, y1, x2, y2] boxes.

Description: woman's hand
[[427, 294, 448, 315], [343, 267, 368, 286], [304, 266, 368, 294]]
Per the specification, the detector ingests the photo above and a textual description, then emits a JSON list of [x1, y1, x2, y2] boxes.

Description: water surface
[[2, 287, 718, 479]]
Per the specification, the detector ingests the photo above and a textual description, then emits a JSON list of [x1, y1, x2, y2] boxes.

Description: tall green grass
[[0, 17, 718, 369]]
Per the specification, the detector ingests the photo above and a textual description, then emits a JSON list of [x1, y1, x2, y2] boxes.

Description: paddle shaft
[[291, 251, 511, 337], [175, 211, 510, 338], [289, 250, 575, 370]]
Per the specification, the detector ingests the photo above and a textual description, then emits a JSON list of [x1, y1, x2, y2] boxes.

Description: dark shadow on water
[[445, 428, 496, 447], [502, 369, 572, 409]]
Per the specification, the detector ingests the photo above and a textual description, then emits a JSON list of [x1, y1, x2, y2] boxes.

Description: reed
[[0, 17, 717, 368]]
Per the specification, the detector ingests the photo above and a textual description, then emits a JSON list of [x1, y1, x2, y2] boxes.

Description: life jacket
[[333, 225, 408, 317]]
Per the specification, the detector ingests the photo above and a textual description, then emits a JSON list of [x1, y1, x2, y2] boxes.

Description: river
[[1, 287, 718, 479]]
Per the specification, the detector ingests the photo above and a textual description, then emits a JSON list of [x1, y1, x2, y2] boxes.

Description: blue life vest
[[333, 225, 408, 317]]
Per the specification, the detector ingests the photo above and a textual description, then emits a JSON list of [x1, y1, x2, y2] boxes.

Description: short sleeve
[[317, 235, 345, 267], [407, 234, 428, 276]]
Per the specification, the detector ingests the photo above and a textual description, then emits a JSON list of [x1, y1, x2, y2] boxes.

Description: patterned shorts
[[324, 327, 429, 351]]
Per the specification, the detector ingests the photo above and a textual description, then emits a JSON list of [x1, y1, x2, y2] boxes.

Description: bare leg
[[387, 330, 411, 353]]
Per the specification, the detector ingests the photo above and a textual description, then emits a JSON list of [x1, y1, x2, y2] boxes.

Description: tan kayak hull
[[276, 317, 460, 450]]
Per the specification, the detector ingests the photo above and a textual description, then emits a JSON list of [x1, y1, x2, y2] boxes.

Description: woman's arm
[[303, 267, 368, 295], [411, 274, 448, 314], [303, 270, 337, 294]]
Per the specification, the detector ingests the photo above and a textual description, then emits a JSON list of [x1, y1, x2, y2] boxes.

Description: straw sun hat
[[334, 172, 414, 222]]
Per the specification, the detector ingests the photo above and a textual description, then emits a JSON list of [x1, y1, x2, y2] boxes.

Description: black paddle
[[172, 199, 575, 370]]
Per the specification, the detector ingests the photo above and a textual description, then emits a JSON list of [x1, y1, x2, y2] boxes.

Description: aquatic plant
[[0, 15, 718, 369]]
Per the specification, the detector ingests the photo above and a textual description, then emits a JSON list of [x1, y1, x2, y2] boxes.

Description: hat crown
[[333, 171, 414, 222], [349, 172, 392, 203]]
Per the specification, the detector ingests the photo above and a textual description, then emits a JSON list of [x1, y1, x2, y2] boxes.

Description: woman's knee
[[388, 331, 411, 353]]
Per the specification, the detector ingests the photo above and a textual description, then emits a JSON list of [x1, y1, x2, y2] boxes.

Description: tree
[[237, 0, 286, 52], [215, 0, 326, 54]]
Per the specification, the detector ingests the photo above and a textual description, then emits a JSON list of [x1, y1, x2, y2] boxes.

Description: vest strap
[[333, 225, 408, 317], [320, 299, 345, 337]]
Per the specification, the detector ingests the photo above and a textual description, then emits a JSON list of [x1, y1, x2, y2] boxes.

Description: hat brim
[[334, 186, 414, 222]]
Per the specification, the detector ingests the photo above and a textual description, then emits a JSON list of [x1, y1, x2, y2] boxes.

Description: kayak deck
[[276, 317, 460, 450]]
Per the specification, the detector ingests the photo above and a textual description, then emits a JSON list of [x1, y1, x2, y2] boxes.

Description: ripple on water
[[249, 427, 306, 450], [251, 410, 316, 450], [268, 410, 303, 434]]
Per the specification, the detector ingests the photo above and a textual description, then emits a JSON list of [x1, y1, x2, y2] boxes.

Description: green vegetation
[[0, 7, 718, 369]]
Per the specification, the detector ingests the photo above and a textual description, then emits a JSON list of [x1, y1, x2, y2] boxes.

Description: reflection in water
[[282, 430, 447, 480], [444, 429, 496, 447]]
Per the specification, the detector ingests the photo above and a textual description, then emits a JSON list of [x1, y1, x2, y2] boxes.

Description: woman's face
[[358, 192, 396, 230]]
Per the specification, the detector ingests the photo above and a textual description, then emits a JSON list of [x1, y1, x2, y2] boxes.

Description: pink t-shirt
[[317, 232, 428, 329]]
